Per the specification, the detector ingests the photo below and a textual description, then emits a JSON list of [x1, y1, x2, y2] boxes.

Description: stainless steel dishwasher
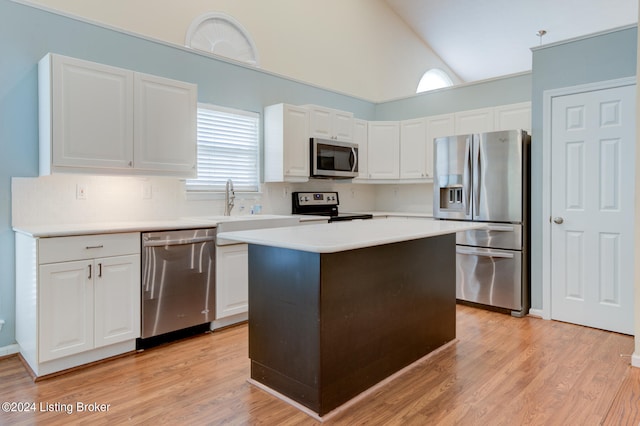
[[140, 228, 216, 342]]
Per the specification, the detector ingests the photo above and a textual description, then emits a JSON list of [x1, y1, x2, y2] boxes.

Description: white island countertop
[[217, 218, 485, 253]]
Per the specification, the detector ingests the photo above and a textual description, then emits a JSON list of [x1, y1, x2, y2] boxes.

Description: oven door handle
[[456, 247, 514, 259], [143, 236, 216, 247]]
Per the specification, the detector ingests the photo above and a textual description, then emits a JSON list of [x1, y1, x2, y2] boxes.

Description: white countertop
[[11, 212, 429, 238], [12, 214, 303, 238], [217, 218, 484, 253]]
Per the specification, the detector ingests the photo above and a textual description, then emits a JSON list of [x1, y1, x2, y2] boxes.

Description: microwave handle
[[350, 147, 357, 172]]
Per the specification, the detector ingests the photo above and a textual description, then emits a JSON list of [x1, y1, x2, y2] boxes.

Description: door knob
[[553, 217, 564, 224]]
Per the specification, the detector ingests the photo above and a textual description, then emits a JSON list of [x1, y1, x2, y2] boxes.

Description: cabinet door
[[425, 114, 455, 178], [283, 105, 310, 179], [50, 54, 134, 170], [39, 260, 94, 362], [134, 73, 197, 176], [354, 119, 368, 179], [308, 105, 333, 140], [308, 106, 353, 141], [94, 255, 141, 347], [367, 122, 400, 179], [216, 244, 249, 319], [494, 102, 531, 132], [400, 118, 427, 179], [332, 110, 354, 141], [454, 107, 495, 135]]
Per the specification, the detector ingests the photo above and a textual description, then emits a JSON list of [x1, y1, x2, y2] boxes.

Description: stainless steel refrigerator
[[433, 129, 530, 317]]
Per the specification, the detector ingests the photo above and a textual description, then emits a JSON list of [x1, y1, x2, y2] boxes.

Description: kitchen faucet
[[224, 178, 235, 216]]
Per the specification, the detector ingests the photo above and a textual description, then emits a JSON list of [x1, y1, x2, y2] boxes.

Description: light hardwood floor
[[0, 305, 637, 425]]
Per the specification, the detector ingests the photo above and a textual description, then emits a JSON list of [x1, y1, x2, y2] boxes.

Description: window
[[186, 104, 260, 193], [416, 68, 454, 93]]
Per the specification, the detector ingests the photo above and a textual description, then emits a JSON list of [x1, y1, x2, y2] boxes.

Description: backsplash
[[11, 176, 436, 228]]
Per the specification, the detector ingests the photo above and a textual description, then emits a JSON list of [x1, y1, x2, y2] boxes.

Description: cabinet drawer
[[38, 232, 140, 264]]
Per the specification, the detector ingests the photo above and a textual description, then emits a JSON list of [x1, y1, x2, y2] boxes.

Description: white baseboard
[[0, 344, 20, 357], [528, 308, 544, 319], [631, 352, 640, 368]]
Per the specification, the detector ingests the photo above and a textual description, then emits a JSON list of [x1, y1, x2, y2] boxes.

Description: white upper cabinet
[[39, 53, 197, 177], [400, 118, 427, 179], [133, 73, 197, 176], [264, 103, 310, 182], [354, 119, 368, 179], [307, 105, 354, 141], [494, 102, 532, 132], [367, 121, 400, 179], [454, 107, 494, 135], [425, 113, 455, 178], [40, 54, 135, 172]]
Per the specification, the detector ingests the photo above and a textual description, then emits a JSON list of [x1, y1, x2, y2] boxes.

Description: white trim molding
[[0, 344, 20, 357]]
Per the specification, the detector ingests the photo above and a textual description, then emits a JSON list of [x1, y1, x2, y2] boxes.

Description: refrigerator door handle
[[456, 247, 515, 259], [463, 137, 472, 216], [474, 135, 481, 217]]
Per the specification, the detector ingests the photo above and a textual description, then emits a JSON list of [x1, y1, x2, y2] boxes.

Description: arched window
[[185, 12, 259, 67], [416, 68, 453, 93]]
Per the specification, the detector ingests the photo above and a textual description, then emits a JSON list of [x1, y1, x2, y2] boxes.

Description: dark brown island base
[[217, 219, 484, 419]]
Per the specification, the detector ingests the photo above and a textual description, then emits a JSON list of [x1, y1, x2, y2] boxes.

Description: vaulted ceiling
[[385, 0, 638, 83]]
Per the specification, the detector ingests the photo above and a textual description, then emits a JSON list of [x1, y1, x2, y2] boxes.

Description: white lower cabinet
[[215, 244, 249, 319], [212, 244, 249, 329], [16, 232, 140, 377]]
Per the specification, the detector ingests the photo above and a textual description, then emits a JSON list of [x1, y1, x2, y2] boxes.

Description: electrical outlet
[[76, 184, 87, 200]]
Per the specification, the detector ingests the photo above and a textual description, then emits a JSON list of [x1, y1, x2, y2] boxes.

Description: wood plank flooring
[[0, 304, 637, 425]]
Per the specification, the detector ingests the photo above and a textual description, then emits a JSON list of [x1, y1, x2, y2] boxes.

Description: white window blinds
[[186, 104, 260, 192]]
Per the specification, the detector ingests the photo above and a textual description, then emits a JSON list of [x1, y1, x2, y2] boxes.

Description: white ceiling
[[385, 0, 638, 82]]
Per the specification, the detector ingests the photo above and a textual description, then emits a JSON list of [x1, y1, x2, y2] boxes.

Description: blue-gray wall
[[376, 73, 532, 120], [530, 26, 637, 309]]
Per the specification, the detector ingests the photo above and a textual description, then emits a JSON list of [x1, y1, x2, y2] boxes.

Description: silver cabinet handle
[[85, 245, 104, 250], [88, 264, 92, 279], [553, 217, 564, 224]]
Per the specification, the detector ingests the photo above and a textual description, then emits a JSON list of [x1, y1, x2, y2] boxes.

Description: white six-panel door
[[550, 84, 635, 335]]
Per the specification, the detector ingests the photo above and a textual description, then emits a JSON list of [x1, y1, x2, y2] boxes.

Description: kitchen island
[[218, 218, 484, 419]]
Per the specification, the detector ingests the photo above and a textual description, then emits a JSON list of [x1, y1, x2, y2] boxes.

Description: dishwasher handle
[[456, 247, 514, 259], [143, 235, 216, 247]]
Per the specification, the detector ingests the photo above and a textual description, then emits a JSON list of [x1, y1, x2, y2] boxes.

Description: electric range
[[292, 191, 373, 222]]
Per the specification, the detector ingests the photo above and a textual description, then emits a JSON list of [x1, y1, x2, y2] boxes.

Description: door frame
[[540, 77, 636, 320]]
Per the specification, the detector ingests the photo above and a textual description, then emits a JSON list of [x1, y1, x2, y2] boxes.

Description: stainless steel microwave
[[310, 138, 359, 179]]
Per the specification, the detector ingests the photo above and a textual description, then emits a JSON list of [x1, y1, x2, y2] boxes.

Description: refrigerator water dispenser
[[439, 186, 464, 211]]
